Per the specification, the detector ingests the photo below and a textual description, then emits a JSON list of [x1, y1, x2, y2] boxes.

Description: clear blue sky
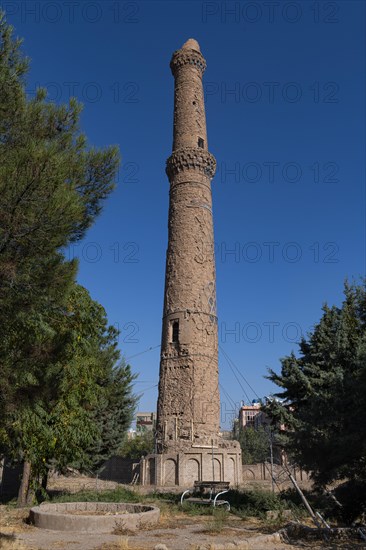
[[4, 0, 365, 428]]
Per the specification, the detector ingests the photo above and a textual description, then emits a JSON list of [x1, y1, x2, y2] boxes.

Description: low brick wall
[[99, 456, 139, 483], [242, 463, 312, 489], [47, 473, 123, 494], [48, 457, 140, 493]]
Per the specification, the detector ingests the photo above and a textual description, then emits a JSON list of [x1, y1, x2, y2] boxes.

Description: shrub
[[228, 488, 283, 516]]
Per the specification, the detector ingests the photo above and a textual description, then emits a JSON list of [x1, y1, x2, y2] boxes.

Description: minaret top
[[170, 38, 206, 77], [181, 38, 201, 52]]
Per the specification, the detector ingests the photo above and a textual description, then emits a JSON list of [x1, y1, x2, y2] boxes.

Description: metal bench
[[180, 481, 231, 511]]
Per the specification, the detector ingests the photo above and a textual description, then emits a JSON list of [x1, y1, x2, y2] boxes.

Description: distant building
[[136, 412, 156, 434], [239, 400, 269, 430]]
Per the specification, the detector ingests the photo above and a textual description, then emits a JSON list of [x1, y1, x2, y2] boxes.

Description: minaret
[[141, 40, 241, 487], [156, 39, 219, 451]]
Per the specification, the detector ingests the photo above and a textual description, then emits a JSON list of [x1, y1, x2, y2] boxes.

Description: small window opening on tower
[[171, 320, 179, 343], [198, 137, 204, 148]]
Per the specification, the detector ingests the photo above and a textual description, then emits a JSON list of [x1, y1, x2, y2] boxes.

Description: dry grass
[[96, 540, 150, 550], [0, 535, 32, 550], [200, 509, 228, 534], [0, 507, 31, 534], [0, 505, 37, 550]]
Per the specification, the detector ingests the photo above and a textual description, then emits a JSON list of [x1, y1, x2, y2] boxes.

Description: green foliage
[[0, 12, 138, 500], [227, 488, 304, 521], [238, 426, 270, 464], [50, 487, 140, 504], [0, 10, 118, 432], [3, 283, 137, 481], [118, 430, 155, 459], [264, 281, 366, 492], [80, 359, 138, 472], [228, 488, 284, 516]]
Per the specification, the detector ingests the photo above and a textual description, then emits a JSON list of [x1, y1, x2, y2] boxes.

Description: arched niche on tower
[[186, 458, 201, 482], [164, 458, 178, 486]]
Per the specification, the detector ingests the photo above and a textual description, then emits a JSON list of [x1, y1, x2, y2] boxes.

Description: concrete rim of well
[[29, 501, 160, 533]]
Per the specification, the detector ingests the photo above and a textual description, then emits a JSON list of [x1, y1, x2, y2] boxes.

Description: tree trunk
[[41, 471, 48, 491], [26, 486, 35, 505], [17, 460, 31, 507]]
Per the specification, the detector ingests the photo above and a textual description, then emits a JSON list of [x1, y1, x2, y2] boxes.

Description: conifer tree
[[0, 12, 131, 504], [265, 281, 366, 490]]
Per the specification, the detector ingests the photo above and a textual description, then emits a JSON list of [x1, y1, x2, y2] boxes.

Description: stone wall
[[47, 473, 122, 494], [141, 444, 242, 487], [242, 463, 312, 489], [99, 456, 139, 484], [0, 456, 139, 498]]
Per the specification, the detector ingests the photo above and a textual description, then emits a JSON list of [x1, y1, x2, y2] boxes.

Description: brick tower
[[141, 40, 241, 487], [156, 38, 219, 449]]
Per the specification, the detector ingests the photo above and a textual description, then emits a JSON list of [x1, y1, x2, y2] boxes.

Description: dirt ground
[[1, 504, 366, 550], [1, 478, 365, 550]]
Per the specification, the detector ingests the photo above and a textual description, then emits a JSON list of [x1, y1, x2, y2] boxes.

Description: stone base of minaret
[[140, 439, 242, 487]]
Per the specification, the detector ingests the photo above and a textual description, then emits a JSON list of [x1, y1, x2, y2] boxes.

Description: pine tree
[[265, 281, 366, 489], [0, 12, 122, 504]]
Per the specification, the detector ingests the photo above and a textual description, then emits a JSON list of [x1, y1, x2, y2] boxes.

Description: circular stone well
[[30, 502, 160, 533]]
